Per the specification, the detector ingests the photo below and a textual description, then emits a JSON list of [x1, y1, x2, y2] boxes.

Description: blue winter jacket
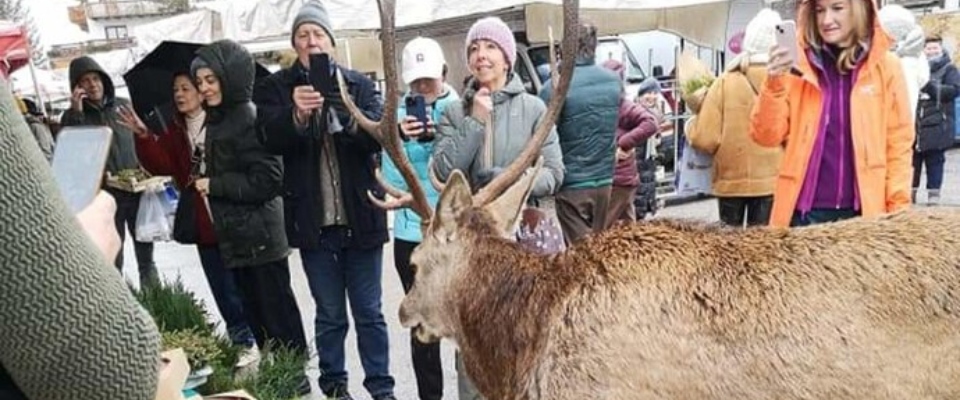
[[382, 86, 460, 243]]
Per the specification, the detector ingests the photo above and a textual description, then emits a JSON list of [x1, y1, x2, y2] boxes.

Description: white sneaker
[[235, 346, 261, 369]]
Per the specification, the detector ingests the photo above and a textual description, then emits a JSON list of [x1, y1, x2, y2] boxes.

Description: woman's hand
[[117, 105, 149, 138], [194, 178, 210, 196], [767, 44, 795, 77], [472, 88, 493, 122], [400, 116, 426, 138]]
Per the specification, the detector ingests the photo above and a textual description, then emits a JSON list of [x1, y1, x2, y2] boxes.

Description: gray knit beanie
[[291, 0, 336, 47]]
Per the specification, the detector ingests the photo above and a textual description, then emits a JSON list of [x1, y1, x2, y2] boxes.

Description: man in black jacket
[[915, 36, 960, 205], [60, 55, 157, 286], [253, 1, 395, 399]]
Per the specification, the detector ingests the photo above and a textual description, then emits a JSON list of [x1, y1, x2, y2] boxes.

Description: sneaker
[[235, 346, 260, 369], [295, 375, 312, 396], [928, 190, 941, 206], [324, 387, 353, 400]]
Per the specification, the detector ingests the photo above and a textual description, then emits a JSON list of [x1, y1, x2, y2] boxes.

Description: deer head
[[336, 0, 580, 343]]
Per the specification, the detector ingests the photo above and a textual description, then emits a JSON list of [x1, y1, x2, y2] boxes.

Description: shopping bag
[[136, 184, 173, 242], [515, 207, 566, 255]]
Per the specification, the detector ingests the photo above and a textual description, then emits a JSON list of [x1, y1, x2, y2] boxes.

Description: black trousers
[[107, 189, 157, 285], [233, 258, 308, 355], [394, 239, 444, 400], [717, 196, 773, 228]]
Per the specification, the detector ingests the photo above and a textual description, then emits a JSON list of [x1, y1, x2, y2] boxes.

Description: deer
[[335, 0, 960, 399]]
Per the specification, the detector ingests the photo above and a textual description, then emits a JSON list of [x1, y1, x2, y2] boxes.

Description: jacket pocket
[[353, 186, 386, 236], [860, 113, 887, 169], [218, 205, 271, 256], [778, 122, 810, 180]]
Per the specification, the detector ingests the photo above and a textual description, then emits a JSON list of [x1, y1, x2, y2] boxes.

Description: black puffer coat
[[916, 54, 960, 152], [195, 40, 290, 268]]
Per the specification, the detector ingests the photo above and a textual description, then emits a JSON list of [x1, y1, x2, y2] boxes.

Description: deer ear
[[429, 170, 473, 238], [483, 156, 543, 237]]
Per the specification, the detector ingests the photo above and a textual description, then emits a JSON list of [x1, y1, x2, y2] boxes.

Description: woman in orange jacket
[[751, 0, 914, 228]]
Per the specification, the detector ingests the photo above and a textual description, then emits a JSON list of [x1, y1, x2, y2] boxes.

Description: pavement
[[122, 149, 960, 399]]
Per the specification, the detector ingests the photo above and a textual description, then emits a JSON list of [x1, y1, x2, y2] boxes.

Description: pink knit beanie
[[465, 17, 517, 67]]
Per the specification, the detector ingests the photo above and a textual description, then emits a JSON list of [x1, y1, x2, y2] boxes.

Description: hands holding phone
[[293, 85, 324, 126], [767, 45, 796, 77], [769, 20, 799, 78], [71, 87, 88, 112], [400, 116, 435, 140]]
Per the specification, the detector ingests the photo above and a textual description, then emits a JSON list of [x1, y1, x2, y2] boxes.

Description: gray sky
[[30, 0, 90, 48]]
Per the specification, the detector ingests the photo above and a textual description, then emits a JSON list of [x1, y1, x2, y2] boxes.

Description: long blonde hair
[[803, 0, 874, 73]]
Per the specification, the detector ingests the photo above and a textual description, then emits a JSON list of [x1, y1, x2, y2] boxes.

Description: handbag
[[172, 185, 200, 244], [173, 146, 205, 244]]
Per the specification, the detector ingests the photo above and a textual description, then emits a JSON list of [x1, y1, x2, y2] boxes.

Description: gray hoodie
[[433, 74, 563, 198], [60, 56, 139, 175]]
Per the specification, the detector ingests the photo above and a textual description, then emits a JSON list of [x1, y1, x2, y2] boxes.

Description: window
[[104, 25, 128, 40]]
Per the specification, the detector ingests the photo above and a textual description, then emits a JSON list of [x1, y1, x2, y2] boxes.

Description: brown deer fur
[[399, 171, 960, 399]]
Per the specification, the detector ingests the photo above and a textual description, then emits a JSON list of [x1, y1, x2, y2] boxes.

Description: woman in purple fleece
[[601, 59, 660, 225]]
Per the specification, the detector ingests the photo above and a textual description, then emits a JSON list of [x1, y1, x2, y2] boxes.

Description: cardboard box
[[204, 390, 258, 399], [155, 348, 258, 400], [155, 349, 190, 400]]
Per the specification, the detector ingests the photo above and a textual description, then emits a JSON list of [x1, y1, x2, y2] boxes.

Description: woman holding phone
[[751, 0, 914, 227], [380, 36, 460, 400]]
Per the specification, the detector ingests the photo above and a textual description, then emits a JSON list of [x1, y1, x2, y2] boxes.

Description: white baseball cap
[[402, 37, 446, 85]]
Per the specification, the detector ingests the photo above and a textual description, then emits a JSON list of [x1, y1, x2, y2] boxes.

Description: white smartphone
[[51, 126, 113, 213], [775, 20, 800, 69]]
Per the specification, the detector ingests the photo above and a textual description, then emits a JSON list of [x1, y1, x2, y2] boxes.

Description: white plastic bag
[[136, 185, 173, 242]]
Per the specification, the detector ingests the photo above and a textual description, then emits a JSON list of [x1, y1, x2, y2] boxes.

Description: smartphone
[[309, 53, 335, 95], [405, 94, 429, 125], [775, 20, 800, 71], [51, 126, 113, 213]]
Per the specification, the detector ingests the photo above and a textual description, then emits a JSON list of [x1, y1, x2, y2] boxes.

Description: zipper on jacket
[[836, 76, 846, 209]]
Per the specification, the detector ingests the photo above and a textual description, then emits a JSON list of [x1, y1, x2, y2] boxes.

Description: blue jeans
[[197, 245, 255, 347], [301, 227, 394, 398], [912, 150, 946, 190]]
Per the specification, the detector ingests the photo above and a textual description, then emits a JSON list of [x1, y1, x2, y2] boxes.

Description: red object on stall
[[0, 21, 29, 78]]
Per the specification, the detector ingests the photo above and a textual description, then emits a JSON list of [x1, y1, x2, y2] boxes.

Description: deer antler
[[337, 0, 579, 228], [335, 0, 433, 222], [472, 0, 580, 206]]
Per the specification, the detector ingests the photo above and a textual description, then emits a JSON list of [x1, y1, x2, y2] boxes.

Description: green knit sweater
[[0, 80, 160, 398]]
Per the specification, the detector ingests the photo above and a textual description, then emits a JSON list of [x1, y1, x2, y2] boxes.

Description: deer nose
[[398, 300, 415, 328]]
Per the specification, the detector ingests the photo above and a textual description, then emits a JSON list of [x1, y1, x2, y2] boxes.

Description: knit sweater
[[0, 79, 160, 399]]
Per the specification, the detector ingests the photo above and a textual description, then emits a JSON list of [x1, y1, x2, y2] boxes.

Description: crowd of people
[[1, 0, 957, 399]]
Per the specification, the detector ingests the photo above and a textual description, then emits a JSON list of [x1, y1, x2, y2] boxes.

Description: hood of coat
[[878, 4, 924, 59], [68, 56, 115, 105], [194, 40, 256, 107]]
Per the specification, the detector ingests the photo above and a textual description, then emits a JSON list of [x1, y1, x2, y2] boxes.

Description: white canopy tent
[[323, 0, 788, 49], [129, 0, 786, 56]]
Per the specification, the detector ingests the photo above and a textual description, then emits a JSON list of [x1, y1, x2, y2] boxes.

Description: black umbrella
[[123, 40, 271, 133]]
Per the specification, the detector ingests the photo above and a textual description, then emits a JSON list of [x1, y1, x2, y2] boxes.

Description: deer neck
[[450, 235, 568, 397]]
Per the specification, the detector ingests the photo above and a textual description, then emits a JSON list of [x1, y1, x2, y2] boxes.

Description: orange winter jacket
[[750, 1, 914, 228]]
